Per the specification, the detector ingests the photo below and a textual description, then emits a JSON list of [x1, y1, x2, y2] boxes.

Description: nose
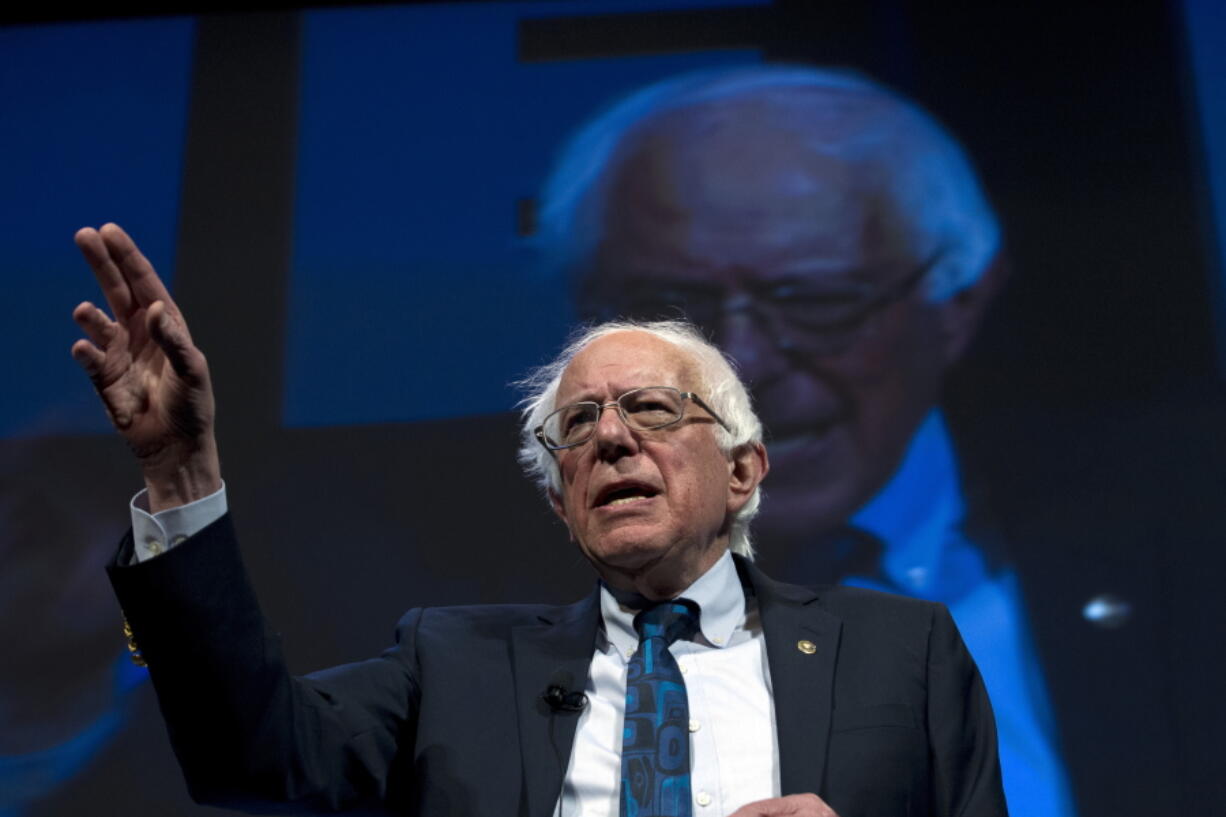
[[718, 296, 783, 384], [592, 401, 639, 460]]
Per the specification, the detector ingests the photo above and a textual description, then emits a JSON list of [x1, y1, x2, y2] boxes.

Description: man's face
[[583, 105, 956, 543], [548, 331, 755, 596]]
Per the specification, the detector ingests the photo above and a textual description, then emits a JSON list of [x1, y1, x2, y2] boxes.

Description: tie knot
[[633, 599, 700, 647]]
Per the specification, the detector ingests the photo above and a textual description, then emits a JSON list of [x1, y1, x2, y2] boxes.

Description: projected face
[[0, 437, 130, 754], [579, 103, 964, 544]]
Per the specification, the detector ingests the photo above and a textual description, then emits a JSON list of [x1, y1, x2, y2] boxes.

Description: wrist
[[141, 436, 222, 512]]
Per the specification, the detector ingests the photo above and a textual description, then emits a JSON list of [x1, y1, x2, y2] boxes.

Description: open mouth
[[594, 483, 660, 508]]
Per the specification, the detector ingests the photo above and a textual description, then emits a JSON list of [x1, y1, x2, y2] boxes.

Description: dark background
[[2, 2, 1224, 815]]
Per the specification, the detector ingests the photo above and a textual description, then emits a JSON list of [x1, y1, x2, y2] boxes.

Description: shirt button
[[711, 636, 724, 645], [170, 534, 187, 546], [689, 718, 701, 732], [679, 662, 690, 674], [146, 539, 163, 555], [695, 792, 712, 807], [625, 649, 635, 660]]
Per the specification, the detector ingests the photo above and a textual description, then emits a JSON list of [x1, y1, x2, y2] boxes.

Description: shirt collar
[[851, 409, 967, 592], [599, 549, 745, 658]]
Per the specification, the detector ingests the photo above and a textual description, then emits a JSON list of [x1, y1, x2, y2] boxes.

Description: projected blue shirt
[[844, 410, 1076, 817]]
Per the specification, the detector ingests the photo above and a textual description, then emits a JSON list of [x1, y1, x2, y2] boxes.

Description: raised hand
[[71, 223, 221, 511]]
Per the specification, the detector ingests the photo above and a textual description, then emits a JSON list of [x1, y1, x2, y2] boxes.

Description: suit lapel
[[512, 587, 602, 817], [738, 557, 842, 798]]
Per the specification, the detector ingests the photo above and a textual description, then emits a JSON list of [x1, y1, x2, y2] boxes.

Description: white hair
[[537, 64, 1000, 301], [517, 320, 764, 558]]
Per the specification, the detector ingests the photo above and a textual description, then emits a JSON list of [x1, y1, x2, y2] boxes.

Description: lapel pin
[[797, 639, 817, 655]]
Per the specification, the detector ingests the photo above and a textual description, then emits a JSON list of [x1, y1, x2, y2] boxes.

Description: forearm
[[107, 514, 412, 812]]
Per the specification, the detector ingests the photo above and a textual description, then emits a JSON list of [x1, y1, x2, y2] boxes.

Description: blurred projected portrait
[[0, 435, 147, 816], [538, 66, 1072, 817]]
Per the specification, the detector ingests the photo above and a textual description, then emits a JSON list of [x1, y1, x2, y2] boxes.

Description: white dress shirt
[[128, 483, 228, 564], [129, 492, 781, 815], [557, 550, 780, 816]]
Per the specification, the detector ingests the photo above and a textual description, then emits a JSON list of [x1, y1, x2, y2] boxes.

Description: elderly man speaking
[[69, 224, 1005, 816]]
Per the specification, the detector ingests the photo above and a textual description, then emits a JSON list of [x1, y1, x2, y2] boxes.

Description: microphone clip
[[541, 684, 588, 713]]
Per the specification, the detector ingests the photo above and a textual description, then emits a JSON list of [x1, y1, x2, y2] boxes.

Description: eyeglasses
[[580, 252, 941, 357], [535, 386, 730, 451]]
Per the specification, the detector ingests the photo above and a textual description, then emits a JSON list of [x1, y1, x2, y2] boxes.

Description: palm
[[94, 301, 203, 457]]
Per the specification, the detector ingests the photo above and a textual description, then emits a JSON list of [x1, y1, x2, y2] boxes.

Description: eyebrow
[[557, 382, 681, 406]]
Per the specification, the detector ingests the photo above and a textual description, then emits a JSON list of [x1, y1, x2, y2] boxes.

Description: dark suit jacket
[[107, 512, 1006, 817]]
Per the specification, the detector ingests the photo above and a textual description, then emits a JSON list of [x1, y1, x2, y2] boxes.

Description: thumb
[[147, 301, 203, 383]]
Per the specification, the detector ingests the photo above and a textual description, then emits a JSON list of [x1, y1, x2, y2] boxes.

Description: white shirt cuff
[[129, 482, 228, 563]]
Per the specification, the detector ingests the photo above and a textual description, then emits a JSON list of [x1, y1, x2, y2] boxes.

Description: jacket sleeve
[[107, 512, 422, 813], [925, 602, 1009, 817]]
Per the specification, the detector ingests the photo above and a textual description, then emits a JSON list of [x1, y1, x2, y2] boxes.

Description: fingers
[[69, 338, 106, 380], [75, 227, 134, 320], [70, 301, 117, 385], [72, 301, 118, 348], [98, 223, 176, 309], [75, 223, 176, 319], [71, 294, 206, 390], [147, 301, 204, 384]]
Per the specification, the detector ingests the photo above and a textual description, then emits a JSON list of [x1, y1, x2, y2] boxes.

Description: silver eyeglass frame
[[534, 386, 731, 452]]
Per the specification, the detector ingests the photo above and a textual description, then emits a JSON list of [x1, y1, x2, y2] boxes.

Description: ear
[[726, 441, 769, 515], [548, 488, 575, 542], [936, 250, 1010, 366]]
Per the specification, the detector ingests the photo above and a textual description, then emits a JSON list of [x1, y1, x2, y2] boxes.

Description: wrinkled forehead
[[619, 88, 908, 190], [555, 331, 703, 406], [596, 91, 929, 274]]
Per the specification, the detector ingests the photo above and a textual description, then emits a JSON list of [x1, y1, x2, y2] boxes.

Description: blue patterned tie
[[621, 599, 700, 817]]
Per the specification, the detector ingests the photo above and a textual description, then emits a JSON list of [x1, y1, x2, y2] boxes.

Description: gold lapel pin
[[797, 639, 817, 655]]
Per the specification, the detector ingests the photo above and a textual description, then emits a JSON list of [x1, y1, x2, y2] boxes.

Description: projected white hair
[[517, 320, 765, 558], [537, 64, 1000, 301]]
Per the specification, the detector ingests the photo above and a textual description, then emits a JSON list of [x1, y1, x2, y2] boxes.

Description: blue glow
[[1183, 0, 1226, 376], [284, 1, 762, 426], [0, 18, 195, 439]]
